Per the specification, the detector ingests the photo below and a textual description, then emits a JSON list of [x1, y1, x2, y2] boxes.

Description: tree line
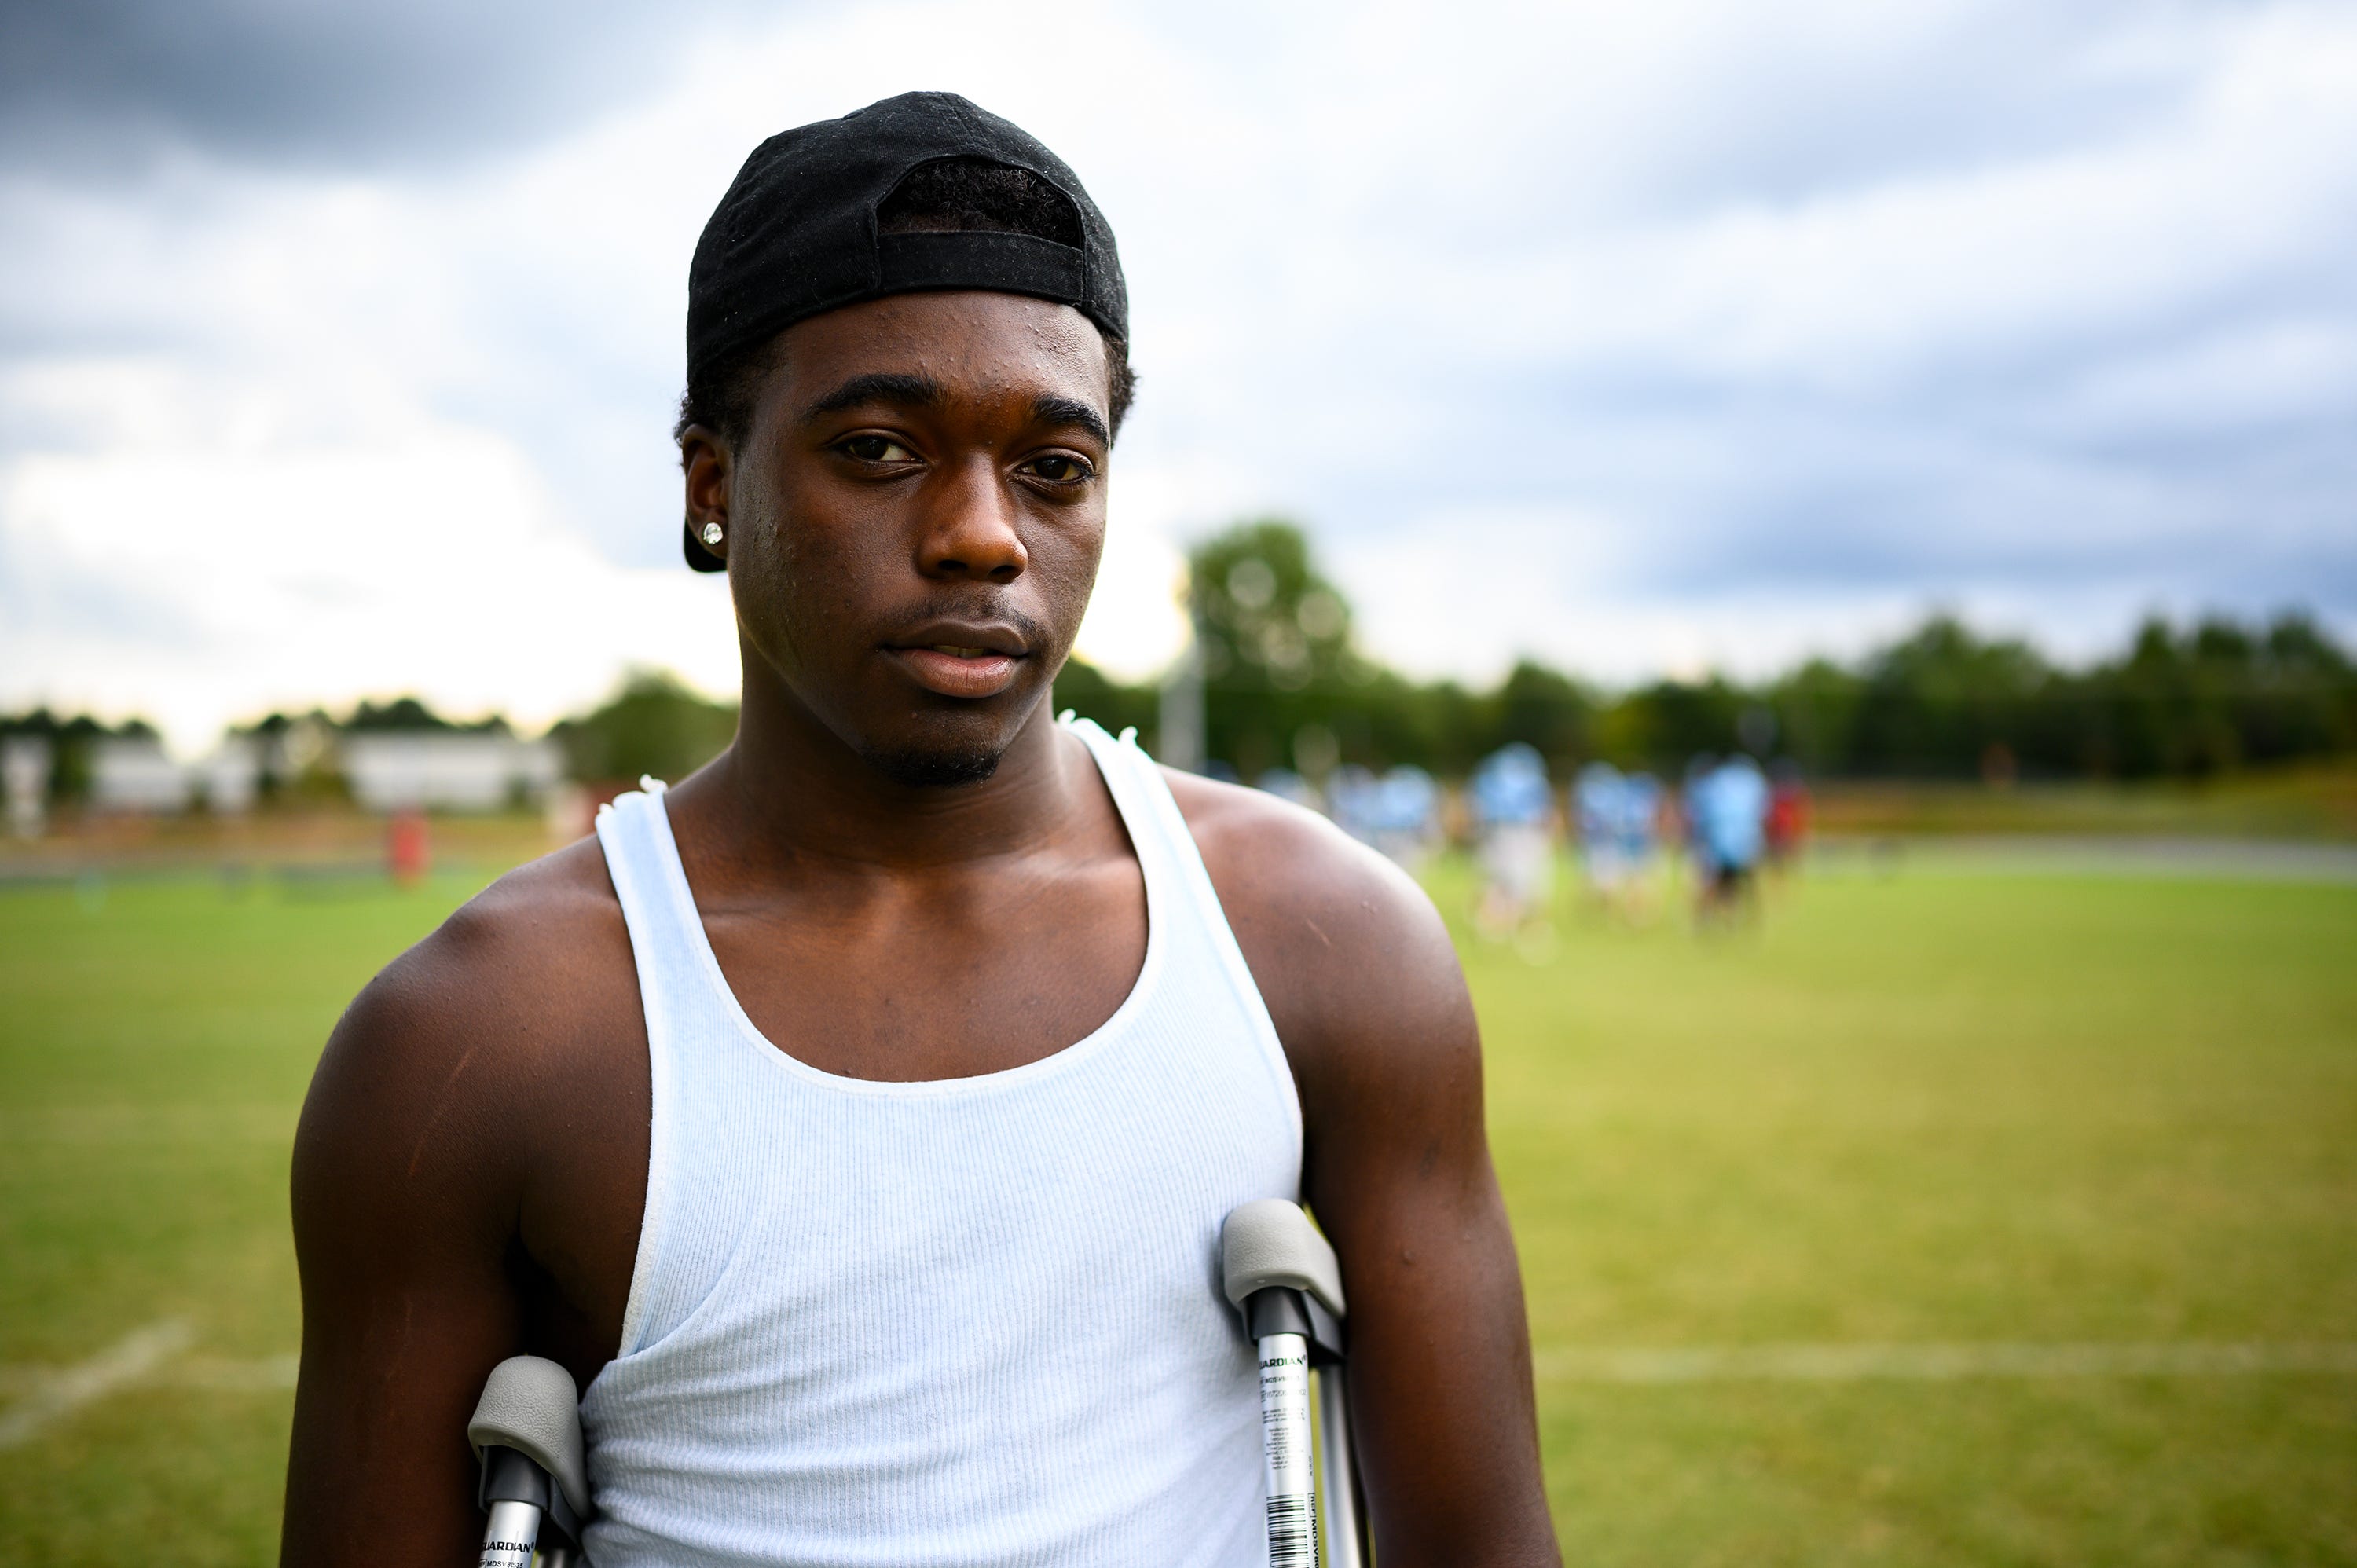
[[1060, 520, 2357, 783], [8, 520, 2352, 797]]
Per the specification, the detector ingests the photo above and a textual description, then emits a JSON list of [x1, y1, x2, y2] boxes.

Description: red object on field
[[387, 808, 431, 885], [1765, 775, 1812, 863]]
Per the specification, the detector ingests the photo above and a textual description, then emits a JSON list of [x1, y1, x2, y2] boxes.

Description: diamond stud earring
[[700, 522, 724, 548]]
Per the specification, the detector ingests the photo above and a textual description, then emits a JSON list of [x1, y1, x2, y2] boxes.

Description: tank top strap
[[593, 779, 705, 1009], [1064, 719, 1297, 1130], [1062, 717, 1200, 903], [593, 779, 713, 1359]]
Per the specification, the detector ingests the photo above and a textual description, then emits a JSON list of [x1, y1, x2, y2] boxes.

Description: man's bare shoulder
[[347, 836, 632, 1054], [295, 836, 642, 1191], [1162, 766, 1426, 928], [1160, 767, 1471, 1070]]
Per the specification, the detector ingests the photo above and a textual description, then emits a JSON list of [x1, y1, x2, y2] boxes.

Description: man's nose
[[916, 458, 1028, 584]]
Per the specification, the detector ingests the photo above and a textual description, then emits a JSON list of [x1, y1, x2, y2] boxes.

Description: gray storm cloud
[[0, 0, 783, 175]]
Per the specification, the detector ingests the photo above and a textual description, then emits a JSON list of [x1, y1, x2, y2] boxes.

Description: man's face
[[691, 291, 1116, 786]]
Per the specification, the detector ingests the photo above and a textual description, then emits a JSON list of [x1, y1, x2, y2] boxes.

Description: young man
[[282, 93, 1559, 1566]]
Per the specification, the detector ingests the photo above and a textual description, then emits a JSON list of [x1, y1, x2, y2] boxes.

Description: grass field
[[2, 850, 2354, 1565], [1806, 760, 2357, 841]]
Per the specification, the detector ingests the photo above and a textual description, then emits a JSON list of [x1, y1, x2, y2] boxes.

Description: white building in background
[[340, 731, 563, 812], [4, 736, 51, 837], [200, 738, 262, 815], [90, 736, 194, 813]]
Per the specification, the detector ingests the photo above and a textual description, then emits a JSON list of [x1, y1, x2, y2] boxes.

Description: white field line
[[0, 1350, 299, 1400], [0, 1320, 196, 1449], [168, 1353, 302, 1391], [1537, 1341, 2357, 1384]]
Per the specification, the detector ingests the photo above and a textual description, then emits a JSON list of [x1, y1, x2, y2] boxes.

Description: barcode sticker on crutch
[[1258, 1330, 1318, 1567], [1266, 1494, 1318, 1567]]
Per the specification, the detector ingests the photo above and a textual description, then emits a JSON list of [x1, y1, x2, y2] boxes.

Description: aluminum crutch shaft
[[477, 1496, 543, 1568], [1315, 1364, 1365, 1568]]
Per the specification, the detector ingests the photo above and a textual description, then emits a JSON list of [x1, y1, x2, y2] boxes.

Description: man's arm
[[283, 916, 528, 1564], [1177, 775, 1561, 1567], [280, 850, 643, 1566]]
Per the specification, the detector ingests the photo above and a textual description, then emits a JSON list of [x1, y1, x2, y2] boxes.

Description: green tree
[[345, 695, 483, 732], [1186, 519, 1367, 779], [1845, 616, 2051, 778], [1189, 518, 1357, 694], [552, 670, 739, 786], [1483, 660, 1594, 775], [1599, 677, 1749, 772], [1767, 658, 1865, 775], [1051, 657, 1157, 740]]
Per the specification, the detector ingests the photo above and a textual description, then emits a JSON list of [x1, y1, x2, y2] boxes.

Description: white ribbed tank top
[[580, 718, 1303, 1567]]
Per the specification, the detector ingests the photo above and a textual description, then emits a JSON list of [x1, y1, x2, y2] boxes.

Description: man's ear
[[681, 424, 733, 534]]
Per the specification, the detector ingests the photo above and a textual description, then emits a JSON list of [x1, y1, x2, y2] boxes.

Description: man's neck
[[669, 669, 1086, 883]]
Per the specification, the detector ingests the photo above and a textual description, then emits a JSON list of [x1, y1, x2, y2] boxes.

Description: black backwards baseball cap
[[680, 91, 1128, 570]]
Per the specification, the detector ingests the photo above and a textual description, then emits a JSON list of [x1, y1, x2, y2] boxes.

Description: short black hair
[[675, 156, 1136, 455]]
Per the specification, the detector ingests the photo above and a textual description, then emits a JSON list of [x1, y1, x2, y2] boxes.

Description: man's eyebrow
[[1031, 395, 1111, 447], [799, 372, 946, 423]]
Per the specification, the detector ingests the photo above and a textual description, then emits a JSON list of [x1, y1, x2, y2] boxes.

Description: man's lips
[[886, 643, 1025, 699]]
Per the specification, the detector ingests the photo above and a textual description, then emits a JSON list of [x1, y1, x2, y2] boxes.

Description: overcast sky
[[5, 0, 2354, 749]]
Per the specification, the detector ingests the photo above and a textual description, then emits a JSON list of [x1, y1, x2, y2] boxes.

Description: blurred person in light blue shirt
[[1574, 761, 1629, 913], [1574, 761, 1622, 847], [1618, 768, 1666, 921], [1680, 753, 1715, 863], [1327, 763, 1439, 872], [1620, 771, 1662, 863], [1325, 764, 1379, 844], [1692, 753, 1769, 921], [1371, 764, 1441, 873], [1472, 742, 1552, 829], [1471, 742, 1556, 937]]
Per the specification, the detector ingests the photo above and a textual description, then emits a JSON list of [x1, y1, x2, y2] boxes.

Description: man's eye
[[1027, 455, 1091, 483], [841, 435, 915, 462]]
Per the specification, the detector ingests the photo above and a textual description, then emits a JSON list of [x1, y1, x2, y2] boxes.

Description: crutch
[[1222, 1198, 1367, 1568], [467, 1354, 591, 1568]]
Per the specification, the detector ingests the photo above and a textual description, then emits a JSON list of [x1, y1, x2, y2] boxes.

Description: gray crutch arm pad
[[1221, 1199, 1347, 1319], [467, 1355, 591, 1523]]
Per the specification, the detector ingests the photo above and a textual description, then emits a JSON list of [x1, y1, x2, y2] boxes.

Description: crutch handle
[[468, 1354, 589, 1563], [1221, 1198, 1347, 1318]]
